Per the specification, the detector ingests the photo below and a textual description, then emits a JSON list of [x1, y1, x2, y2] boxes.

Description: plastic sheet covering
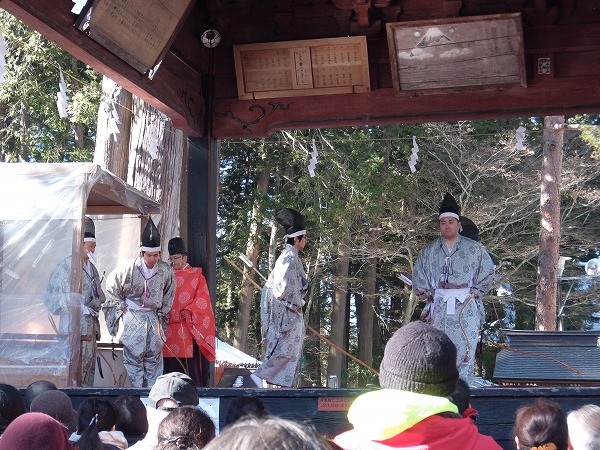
[[0, 163, 160, 387]]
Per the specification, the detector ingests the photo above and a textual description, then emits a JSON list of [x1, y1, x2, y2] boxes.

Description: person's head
[[114, 395, 148, 440], [83, 241, 96, 262], [83, 216, 97, 262], [449, 378, 471, 416], [0, 412, 72, 450], [275, 208, 307, 250], [287, 234, 307, 250], [514, 398, 568, 450], [567, 404, 600, 450], [156, 406, 216, 450], [77, 397, 118, 433], [24, 379, 57, 410], [440, 216, 461, 241], [140, 217, 161, 267], [438, 192, 461, 242], [75, 398, 118, 450], [225, 396, 268, 426], [149, 372, 199, 411], [168, 237, 188, 270], [30, 390, 77, 434], [0, 383, 26, 435], [204, 416, 332, 450], [141, 251, 161, 269], [379, 321, 458, 397]]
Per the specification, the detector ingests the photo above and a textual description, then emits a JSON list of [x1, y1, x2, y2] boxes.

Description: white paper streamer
[[408, 136, 419, 173], [148, 126, 159, 160], [515, 126, 527, 150], [56, 70, 68, 118], [107, 101, 121, 143], [0, 30, 6, 84], [307, 138, 319, 177]]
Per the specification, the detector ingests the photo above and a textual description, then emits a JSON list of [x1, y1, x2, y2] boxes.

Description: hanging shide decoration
[[408, 136, 419, 173], [308, 138, 319, 177], [515, 125, 527, 150], [0, 30, 7, 84], [107, 99, 121, 143], [56, 69, 68, 118], [148, 125, 159, 160]]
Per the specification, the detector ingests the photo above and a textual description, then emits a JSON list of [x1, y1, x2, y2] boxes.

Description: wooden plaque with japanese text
[[233, 36, 370, 100]]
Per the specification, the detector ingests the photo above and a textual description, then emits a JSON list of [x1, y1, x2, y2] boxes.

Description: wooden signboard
[[233, 37, 370, 100], [386, 13, 526, 93], [77, 0, 195, 74]]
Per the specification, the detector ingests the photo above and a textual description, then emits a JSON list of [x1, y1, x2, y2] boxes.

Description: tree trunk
[[535, 116, 564, 331], [19, 101, 29, 159], [358, 257, 375, 386], [401, 248, 419, 325], [93, 76, 132, 179], [0, 102, 6, 161], [304, 245, 323, 386], [234, 161, 269, 352], [327, 242, 350, 382], [127, 96, 183, 251]]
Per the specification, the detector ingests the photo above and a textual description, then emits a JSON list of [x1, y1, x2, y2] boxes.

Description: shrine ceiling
[[1, 0, 599, 138]]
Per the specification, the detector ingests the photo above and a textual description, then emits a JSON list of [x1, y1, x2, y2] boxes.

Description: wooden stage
[[55, 386, 600, 450]]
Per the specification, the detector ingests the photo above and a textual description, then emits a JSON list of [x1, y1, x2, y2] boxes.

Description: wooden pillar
[[535, 116, 564, 331], [186, 136, 217, 280], [187, 136, 218, 386], [93, 77, 132, 180]]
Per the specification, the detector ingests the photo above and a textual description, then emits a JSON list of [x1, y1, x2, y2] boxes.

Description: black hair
[[286, 234, 305, 246], [449, 378, 471, 415], [114, 395, 148, 440], [75, 397, 119, 450], [0, 383, 26, 435], [225, 396, 268, 426], [24, 379, 57, 410]]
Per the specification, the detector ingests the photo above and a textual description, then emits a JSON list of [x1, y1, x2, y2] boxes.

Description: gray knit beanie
[[379, 321, 459, 397]]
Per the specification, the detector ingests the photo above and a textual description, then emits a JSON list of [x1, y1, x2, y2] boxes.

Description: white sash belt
[[126, 299, 154, 312], [435, 287, 471, 315]]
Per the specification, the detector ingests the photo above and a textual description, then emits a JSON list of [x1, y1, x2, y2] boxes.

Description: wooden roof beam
[[0, 0, 206, 137]]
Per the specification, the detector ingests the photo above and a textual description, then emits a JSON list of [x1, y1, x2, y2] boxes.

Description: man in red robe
[[163, 237, 216, 386]]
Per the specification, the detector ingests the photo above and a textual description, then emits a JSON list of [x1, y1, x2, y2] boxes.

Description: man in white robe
[[252, 208, 308, 388], [413, 193, 495, 385], [104, 218, 175, 388]]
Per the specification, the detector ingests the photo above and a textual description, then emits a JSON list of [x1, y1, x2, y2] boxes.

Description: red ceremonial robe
[[163, 265, 216, 384]]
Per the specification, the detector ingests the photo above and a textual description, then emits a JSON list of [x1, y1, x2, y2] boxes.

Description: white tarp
[[216, 338, 259, 366]]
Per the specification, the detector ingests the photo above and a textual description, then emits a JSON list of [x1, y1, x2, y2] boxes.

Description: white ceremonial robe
[[104, 257, 175, 387], [255, 244, 308, 387], [413, 235, 495, 383]]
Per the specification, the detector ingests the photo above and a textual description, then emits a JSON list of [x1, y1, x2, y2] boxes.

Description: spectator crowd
[[1, 323, 599, 450]]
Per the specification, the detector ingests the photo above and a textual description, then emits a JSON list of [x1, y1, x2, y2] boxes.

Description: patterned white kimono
[[104, 257, 175, 387], [413, 235, 495, 384], [46, 257, 105, 386], [255, 244, 308, 387]]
